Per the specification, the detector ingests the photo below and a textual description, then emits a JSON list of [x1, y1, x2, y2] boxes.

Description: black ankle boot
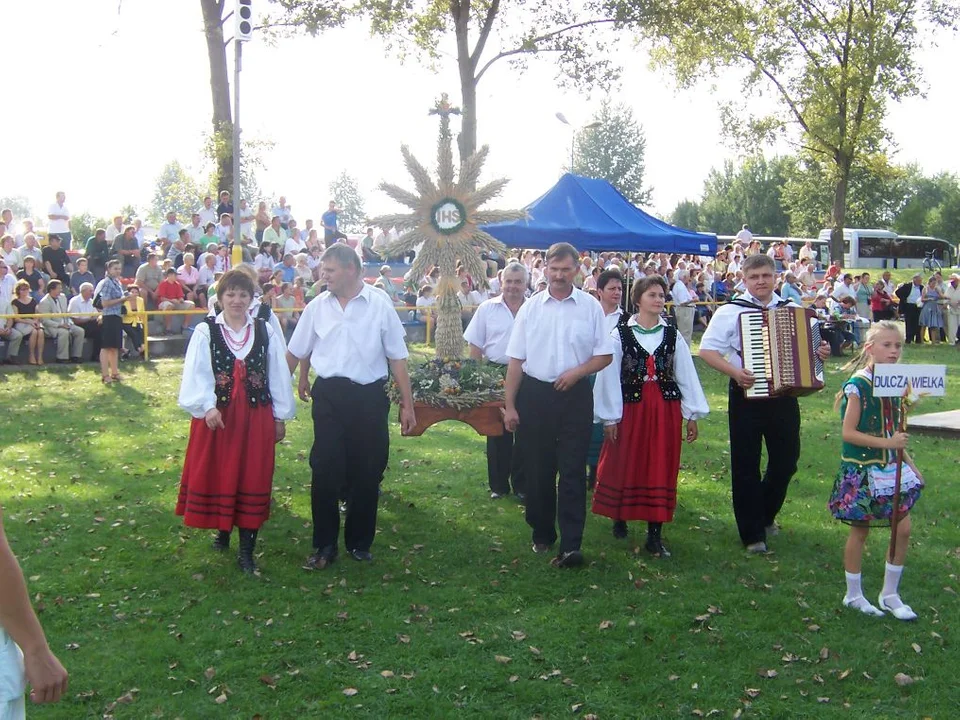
[[612, 520, 628, 539], [212, 530, 231, 551], [237, 529, 258, 573], [645, 522, 671, 557]]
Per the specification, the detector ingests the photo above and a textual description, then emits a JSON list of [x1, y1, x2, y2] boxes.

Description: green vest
[[839, 374, 898, 467]]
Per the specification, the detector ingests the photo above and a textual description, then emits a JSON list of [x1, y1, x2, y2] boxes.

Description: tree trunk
[[829, 154, 852, 264], [453, 2, 478, 167], [200, 0, 233, 193]]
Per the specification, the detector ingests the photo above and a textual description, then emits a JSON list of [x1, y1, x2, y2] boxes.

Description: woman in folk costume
[[176, 270, 295, 574], [587, 269, 628, 488], [593, 275, 709, 556]]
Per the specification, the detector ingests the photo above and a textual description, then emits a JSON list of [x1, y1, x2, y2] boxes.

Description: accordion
[[738, 306, 825, 399]]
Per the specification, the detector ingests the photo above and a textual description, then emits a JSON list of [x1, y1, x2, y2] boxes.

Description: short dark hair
[[322, 243, 361, 274], [545, 242, 579, 265], [631, 274, 668, 306], [216, 269, 256, 301], [47, 279, 63, 291], [742, 254, 775, 274], [597, 269, 623, 292], [165, 268, 177, 276]]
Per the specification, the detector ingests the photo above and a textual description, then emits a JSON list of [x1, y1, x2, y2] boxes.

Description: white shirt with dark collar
[[287, 282, 408, 384], [463, 294, 523, 365], [505, 286, 613, 382], [700, 290, 795, 371]]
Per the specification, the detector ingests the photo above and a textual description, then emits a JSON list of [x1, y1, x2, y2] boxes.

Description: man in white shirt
[[735, 224, 752, 245], [67, 282, 100, 360], [503, 243, 613, 569], [0, 261, 15, 304], [46, 191, 72, 249], [197, 196, 218, 227], [158, 212, 182, 246], [699, 254, 829, 553], [945, 273, 960, 344], [464, 262, 528, 501], [238, 199, 255, 241], [671, 270, 696, 346], [215, 214, 233, 245], [105, 215, 125, 245], [186, 213, 205, 244], [262, 216, 285, 248], [286, 244, 416, 570], [831, 273, 855, 303]]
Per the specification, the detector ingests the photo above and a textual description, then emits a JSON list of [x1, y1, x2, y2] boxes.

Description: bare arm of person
[[0, 507, 69, 704]]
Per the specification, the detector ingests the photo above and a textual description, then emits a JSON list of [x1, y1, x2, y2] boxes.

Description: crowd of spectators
[[2, 197, 958, 367]]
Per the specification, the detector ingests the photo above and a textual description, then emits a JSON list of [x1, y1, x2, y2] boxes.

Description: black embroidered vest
[[206, 316, 273, 409], [618, 319, 681, 403]]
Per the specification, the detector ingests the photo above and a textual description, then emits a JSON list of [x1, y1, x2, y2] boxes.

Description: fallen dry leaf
[[911, 643, 922, 654], [397, 634, 411, 644], [818, 647, 829, 661], [380, 670, 395, 678], [598, 620, 613, 630], [745, 688, 760, 698], [495, 655, 512, 664], [259, 675, 277, 689], [807, 624, 821, 632], [758, 669, 778, 679], [508, 675, 519, 683], [343, 687, 359, 697], [511, 630, 526, 641], [894, 673, 914, 687], [214, 693, 227, 704], [204, 667, 216, 681]]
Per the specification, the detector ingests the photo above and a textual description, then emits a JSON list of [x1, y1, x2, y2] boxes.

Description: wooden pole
[[887, 393, 908, 561]]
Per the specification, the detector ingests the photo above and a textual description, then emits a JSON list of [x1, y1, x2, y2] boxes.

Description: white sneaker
[[842, 595, 884, 617]]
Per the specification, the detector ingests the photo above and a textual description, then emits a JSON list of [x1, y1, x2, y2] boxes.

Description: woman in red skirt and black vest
[[592, 275, 709, 557], [176, 269, 295, 573]]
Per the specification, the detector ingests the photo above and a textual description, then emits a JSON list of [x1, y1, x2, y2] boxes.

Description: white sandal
[[842, 595, 884, 617], [878, 593, 918, 621]]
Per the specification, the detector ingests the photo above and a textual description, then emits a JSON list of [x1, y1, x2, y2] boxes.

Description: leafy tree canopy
[[573, 99, 651, 206]]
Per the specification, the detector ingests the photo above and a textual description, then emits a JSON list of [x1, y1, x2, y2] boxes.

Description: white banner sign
[[872, 363, 947, 397]]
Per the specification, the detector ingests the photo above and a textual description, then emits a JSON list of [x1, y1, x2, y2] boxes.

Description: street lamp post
[[556, 112, 601, 173]]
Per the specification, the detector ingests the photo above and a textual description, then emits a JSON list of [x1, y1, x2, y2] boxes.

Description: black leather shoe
[[304, 545, 338, 570], [347, 549, 373, 562], [70, 357, 82, 363], [551, 550, 584, 568], [56, 359, 70, 364]]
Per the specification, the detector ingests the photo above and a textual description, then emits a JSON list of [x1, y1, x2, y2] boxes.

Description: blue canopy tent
[[482, 173, 717, 255]]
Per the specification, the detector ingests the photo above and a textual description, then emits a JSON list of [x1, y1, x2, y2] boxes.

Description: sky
[[3, 0, 959, 226]]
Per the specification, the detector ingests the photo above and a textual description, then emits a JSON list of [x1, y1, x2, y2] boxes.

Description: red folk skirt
[[175, 360, 276, 531], [592, 364, 682, 524]]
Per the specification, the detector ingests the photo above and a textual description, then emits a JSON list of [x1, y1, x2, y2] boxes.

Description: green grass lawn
[[1, 341, 958, 719]]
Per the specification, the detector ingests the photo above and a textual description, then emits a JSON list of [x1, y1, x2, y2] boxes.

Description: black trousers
[[309, 377, 390, 552], [516, 375, 592, 553], [728, 381, 801, 546], [78, 321, 100, 359], [486, 430, 525, 496], [903, 305, 922, 343]]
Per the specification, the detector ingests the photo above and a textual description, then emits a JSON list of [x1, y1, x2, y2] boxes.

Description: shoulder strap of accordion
[[727, 298, 763, 310]]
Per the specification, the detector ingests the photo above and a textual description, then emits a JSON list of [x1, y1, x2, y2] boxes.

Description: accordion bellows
[[739, 307, 826, 399]]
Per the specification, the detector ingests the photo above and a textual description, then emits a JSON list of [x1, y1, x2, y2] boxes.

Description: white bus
[[817, 228, 957, 269]]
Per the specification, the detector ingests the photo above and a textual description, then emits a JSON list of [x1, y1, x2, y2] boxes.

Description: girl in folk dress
[[176, 270, 295, 574], [593, 275, 709, 557], [828, 321, 923, 620]]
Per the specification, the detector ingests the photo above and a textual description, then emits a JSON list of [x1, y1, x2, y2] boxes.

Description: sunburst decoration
[[369, 94, 526, 359]]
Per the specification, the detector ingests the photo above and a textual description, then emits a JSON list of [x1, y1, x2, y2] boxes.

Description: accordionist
[[699, 254, 831, 554]]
